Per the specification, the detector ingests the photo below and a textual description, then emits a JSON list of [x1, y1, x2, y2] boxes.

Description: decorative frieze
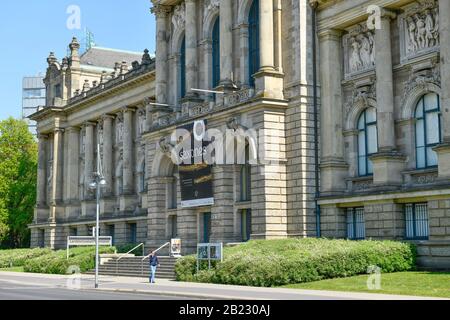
[[343, 23, 375, 79], [399, 0, 440, 63], [224, 87, 255, 107]]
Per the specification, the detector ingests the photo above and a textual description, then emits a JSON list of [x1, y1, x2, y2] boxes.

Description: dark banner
[[178, 120, 214, 208]]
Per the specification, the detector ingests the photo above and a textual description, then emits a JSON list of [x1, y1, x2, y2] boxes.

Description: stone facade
[[29, 0, 450, 268], [315, 0, 450, 269], [30, 0, 317, 255]]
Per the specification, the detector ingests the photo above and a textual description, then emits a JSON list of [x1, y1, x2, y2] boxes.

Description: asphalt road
[[0, 279, 189, 300]]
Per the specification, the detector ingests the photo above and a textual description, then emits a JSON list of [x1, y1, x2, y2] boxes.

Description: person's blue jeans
[[150, 265, 157, 283]]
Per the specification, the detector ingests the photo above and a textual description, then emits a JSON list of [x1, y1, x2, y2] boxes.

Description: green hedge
[[175, 239, 416, 287], [116, 243, 145, 256], [23, 246, 116, 275], [0, 248, 52, 268]]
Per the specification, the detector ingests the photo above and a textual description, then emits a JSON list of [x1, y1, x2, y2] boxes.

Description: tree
[[0, 118, 37, 248]]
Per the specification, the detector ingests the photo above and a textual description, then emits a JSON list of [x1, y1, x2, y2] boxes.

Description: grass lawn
[[282, 272, 450, 298], [0, 266, 24, 272]]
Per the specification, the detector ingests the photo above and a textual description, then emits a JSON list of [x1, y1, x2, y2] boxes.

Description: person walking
[[149, 251, 160, 284]]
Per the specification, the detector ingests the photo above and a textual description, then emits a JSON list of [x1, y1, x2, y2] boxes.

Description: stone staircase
[[86, 255, 178, 280]]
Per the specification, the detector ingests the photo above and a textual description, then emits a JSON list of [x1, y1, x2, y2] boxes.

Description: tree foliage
[[0, 118, 37, 248]]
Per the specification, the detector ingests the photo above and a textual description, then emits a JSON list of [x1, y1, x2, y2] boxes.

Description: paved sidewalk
[[0, 272, 445, 300]]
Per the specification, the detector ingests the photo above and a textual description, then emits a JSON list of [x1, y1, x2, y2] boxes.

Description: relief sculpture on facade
[[344, 24, 375, 78], [400, 0, 439, 62]]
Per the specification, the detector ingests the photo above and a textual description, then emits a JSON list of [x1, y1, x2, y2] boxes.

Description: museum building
[[30, 0, 450, 267]]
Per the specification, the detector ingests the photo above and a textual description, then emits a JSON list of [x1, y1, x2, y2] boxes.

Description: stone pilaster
[[152, 4, 171, 104], [185, 0, 198, 97], [374, 10, 396, 152], [122, 108, 135, 195], [66, 127, 80, 202], [253, 0, 284, 99], [371, 10, 406, 186], [433, 0, 450, 179], [238, 23, 249, 86], [102, 115, 114, 196], [318, 29, 348, 195], [219, 0, 234, 88], [49, 128, 64, 223], [36, 134, 48, 207], [83, 122, 95, 200], [210, 165, 234, 242]]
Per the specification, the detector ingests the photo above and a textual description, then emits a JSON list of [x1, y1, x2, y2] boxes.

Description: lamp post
[[89, 144, 107, 289]]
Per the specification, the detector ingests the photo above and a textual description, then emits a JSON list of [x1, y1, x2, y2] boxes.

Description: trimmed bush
[[23, 246, 116, 275], [175, 239, 416, 287], [0, 248, 52, 268]]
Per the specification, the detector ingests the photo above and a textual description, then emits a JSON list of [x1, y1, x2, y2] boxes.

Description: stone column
[[66, 127, 80, 202], [238, 23, 249, 86], [318, 29, 348, 195], [253, 0, 283, 99], [51, 128, 64, 204], [84, 122, 95, 199], [152, 5, 171, 104], [36, 134, 48, 207], [185, 0, 198, 96], [374, 10, 396, 152], [434, 0, 450, 179], [102, 115, 114, 196], [259, 0, 275, 72], [219, 0, 233, 87], [50, 128, 64, 223], [122, 108, 135, 194], [273, 0, 283, 73], [370, 10, 406, 186]]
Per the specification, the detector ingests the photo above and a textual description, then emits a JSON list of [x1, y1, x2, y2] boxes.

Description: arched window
[[415, 93, 441, 169], [357, 107, 378, 176], [248, 0, 260, 87], [180, 37, 186, 99], [212, 17, 220, 88]]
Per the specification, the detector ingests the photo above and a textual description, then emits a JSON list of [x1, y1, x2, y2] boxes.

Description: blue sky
[[0, 0, 156, 120]]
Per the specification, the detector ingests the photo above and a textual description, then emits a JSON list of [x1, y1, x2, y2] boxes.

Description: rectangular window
[[69, 228, 77, 237], [241, 209, 252, 242], [169, 215, 178, 239], [127, 223, 137, 244], [38, 229, 45, 248], [405, 203, 429, 240], [108, 225, 115, 245], [347, 208, 365, 240]]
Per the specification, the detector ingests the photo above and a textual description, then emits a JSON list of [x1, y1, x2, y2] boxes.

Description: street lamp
[[89, 144, 107, 289]]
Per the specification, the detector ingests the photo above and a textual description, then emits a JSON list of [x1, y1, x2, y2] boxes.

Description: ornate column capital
[[54, 128, 65, 134], [37, 133, 49, 140], [101, 114, 116, 121], [121, 106, 137, 114], [66, 126, 81, 134], [151, 4, 171, 17], [83, 121, 97, 128], [379, 8, 397, 20], [318, 29, 343, 41]]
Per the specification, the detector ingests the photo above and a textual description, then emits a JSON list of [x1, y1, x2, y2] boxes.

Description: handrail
[[142, 242, 170, 261], [141, 242, 170, 276], [116, 243, 145, 275]]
